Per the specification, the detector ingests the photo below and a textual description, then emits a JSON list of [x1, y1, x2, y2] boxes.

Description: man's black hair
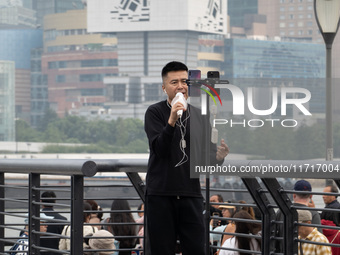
[[326, 184, 339, 198], [41, 191, 57, 205], [161, 61, 188, 79]]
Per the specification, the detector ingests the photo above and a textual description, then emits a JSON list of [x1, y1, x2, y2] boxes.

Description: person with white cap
[[297, 210, 331, 255], [86, 230, 117, 255], [59, 202, 97, 251], [9, 212, 54, 254]]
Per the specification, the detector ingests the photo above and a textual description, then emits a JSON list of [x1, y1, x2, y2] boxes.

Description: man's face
[[162, 70, 188, 103], [40, 223, 48, 232], [210, 195, 219, 209], [323, 186, 336, 205]]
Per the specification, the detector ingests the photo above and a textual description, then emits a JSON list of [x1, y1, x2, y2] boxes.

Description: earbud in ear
[[164, 90, 167, 94]]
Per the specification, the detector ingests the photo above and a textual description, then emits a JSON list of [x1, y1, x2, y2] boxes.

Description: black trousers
[[145, 195, 205, 255]]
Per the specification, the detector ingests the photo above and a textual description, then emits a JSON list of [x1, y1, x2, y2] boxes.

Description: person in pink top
[[322, 219, 340, 255]]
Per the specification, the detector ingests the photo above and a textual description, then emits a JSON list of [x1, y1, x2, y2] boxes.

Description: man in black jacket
[[144, 61, 229, 255], [321, 184, 340, 226], [40, 191, 67, 254]]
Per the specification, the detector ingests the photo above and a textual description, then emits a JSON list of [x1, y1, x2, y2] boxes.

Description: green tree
[[43, 124, 67, 143], [37, 109, 59, 132], [16, 119, 42, 142]]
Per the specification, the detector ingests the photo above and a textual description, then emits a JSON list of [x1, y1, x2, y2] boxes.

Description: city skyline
[[0, 0, 339, 142]]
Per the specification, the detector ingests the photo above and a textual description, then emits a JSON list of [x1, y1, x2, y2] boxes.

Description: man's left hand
[[216, 139, 229, 161]]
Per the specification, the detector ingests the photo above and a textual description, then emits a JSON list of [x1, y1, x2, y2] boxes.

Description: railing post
[[262, 178, 298, 255], [126, 172, 148, 253], [241, 178, 276, 254], [29, 173, 41, 255], [126, 172, 145, 202], [71, 175, 84, 254], [0, 172, 4, 251]]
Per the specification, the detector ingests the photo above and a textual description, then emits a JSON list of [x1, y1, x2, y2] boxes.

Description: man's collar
[[305, 227, 318, 240]]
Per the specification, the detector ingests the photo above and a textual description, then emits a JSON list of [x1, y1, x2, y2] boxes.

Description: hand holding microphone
[[171, 92, 187, 117]]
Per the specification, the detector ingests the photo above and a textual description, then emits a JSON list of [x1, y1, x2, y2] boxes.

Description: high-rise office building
[[0, 3, 37, 29], [0, 61, 15, 141], [42, 9, 118, 117], [87, 0, 227, 120], [221, 38, 325, 123], [258, 0, 320, 41], [30, 48, 48, 128], [257, 0, 340, 79], [0, 29, 43, 123], [88, 0, 227, 75]]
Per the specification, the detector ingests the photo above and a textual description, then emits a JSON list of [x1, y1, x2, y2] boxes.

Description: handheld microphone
[[171, 92, 187, 117]]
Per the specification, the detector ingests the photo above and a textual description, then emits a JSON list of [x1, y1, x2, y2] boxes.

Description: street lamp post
[[314, 0, 340, 163]]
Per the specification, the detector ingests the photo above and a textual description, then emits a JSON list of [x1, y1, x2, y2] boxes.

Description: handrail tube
[[0, 159, 98, 177], [2, 159, 340, 177]]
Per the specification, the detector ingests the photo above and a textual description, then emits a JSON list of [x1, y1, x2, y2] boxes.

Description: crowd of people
[[209, 179, 340, 255], [10, 180, 340, 255], [9, 190, 144, 255]]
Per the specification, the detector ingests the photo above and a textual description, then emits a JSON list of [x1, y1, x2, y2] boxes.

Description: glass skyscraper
[[0, 61, 15, 141], [223, 38, 325, 79]]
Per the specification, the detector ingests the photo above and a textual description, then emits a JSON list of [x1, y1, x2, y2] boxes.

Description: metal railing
[[1, 158, 340, 254]]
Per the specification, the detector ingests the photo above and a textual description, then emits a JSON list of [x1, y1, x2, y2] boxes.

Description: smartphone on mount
[[207, 71, 220, 79], [207, 71, 220, 95], [188, 70, 201, 97]]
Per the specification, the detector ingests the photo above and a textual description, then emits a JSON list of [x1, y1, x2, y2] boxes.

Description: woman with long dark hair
[[102, 200, 137, 255], [219, 210, 261, 255]]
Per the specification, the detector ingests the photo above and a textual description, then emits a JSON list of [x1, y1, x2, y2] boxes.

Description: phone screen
[[188, 70, 201, 97]]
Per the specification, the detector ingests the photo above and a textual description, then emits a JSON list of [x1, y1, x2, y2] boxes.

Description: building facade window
[[81, 88, 104, 96], [55, 75, 65, 83], [81, 59, 118, 67], [144, 83, 160, 101], [113, 84, 126, 102], [48, 61, 66, 69]]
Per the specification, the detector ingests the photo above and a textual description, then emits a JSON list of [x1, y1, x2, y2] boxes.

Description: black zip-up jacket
[[321, 200, 340, 226]]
